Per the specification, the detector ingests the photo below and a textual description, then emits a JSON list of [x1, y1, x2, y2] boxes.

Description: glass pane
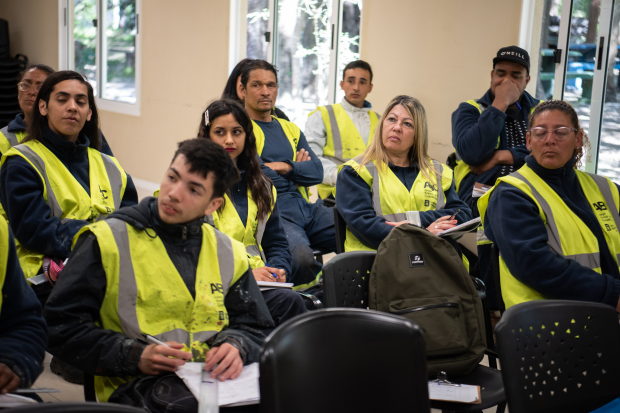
[[335, 0, 362, 104], [247, 0, 270, 60], [535, 0, 562, 100], [101, 0, 137, 104], [563, 0, 602, 141], [596, 0, 620, 182], [73, 0, 97, 95], [274, 0, 333, 127]]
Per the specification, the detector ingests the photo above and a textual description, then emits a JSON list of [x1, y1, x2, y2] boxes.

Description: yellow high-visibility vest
[[309, 104, 380, 199], [0, 141, 127, 279], [252, 117, 311, 201], [478, 164, 620, 309], [73, 218, 249, 402], [207, 181, 277, 269], [0, 126, 25, 155], [340, 156, 453, 252], [0, 215, 11, 312]]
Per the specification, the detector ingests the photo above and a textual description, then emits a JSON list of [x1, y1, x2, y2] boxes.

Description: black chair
[[322, 251, 506, 413], [491, 243, 506, 313], [323, 251, 375, 308], [7, 402, 147, 412], [260, 308, 430, 413], [312, 247, 331, 264], [333, 205, 346, 254], [495, 300, 620, 413]]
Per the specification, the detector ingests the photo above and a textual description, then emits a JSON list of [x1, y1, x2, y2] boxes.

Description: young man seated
[[44, 138, 274, 411]]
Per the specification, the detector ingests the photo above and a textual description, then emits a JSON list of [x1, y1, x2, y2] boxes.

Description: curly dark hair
[[197, 98, 274, 221], [527, 99, 589, 169]]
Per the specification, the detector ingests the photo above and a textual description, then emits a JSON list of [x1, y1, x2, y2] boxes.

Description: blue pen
[[264, 262, 278, 280], [515, 101, 522, 110]]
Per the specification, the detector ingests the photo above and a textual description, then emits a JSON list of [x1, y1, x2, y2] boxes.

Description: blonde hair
[[357, 95, 438, 182]]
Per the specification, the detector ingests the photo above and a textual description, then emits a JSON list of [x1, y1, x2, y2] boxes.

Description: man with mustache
[[239, 60, 336, 292]]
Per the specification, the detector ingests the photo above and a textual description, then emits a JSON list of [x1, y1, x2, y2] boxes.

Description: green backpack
[[369, 224, 486, 379]]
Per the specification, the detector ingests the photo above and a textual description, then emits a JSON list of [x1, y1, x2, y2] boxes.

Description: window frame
[[58, 0, 142, 117], [229, 0, 361, 107]]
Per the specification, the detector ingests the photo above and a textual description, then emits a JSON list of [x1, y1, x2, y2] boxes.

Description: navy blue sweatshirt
[[6, 113, 115, 156], [228, 171, 292, 276], [484, 156, 620, 308], [336, 161, 472, 250], [0, 126, 138, 260], [451, 89, 540, 207], [254, 119, 323, 200], [0, 226, 47, 388]]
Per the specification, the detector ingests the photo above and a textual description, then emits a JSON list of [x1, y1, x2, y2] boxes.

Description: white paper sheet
[[428, 382, 480, 403], [176, 362, 260, 406], [0, 393, 38, 407]]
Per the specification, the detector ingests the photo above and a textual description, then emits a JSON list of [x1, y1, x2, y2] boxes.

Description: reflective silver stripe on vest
[[366, 162, 383, 217], [325, 105, 343, 161], [477, 228, 489, 243], [510, 171, 601, 269], [254, 216, 268, 262], [432, 160, 445, 210], [100, 153, 123, 210], [384, 213, 407, 222], [205, 215, 215, 226], [108, 218, 237, 344], [13, 144, 64, 219], [0, 126, 18, 148]]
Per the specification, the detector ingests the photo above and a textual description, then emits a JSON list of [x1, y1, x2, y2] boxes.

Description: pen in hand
[[144, 334, 170, 348], [448, 209, 461, 222]]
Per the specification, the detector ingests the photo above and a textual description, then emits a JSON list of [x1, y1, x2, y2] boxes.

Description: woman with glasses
[[1, 65, 114, 156], [478, 100, 620, 312]]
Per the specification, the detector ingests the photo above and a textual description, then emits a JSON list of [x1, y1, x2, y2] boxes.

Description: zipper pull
[[182, 225, 187, 240]]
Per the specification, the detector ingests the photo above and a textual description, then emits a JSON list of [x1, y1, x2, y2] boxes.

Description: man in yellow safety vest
[[305, 60, 380, 201], [44, 139, 274, 409]]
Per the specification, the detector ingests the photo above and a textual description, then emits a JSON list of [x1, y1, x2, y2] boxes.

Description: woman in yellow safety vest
[[479, 100, 620, 312], [0, 70, 138, 301], [1, 64, 114, 157], [335, 95, 471, 252], [198, 98, 308, 323]]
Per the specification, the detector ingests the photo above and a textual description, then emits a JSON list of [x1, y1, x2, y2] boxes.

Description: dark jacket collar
[[39, 125, 91, 162], [525, 154, 577, 181], [7, 113, 26, 133], [478, 89, 540, 115], [107, 197, 204, 241]]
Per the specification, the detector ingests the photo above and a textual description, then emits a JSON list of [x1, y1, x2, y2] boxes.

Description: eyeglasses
[[17, 82, 42, 93], [529, 127, 577, 141]]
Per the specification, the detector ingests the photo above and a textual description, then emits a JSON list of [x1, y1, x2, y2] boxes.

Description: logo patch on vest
[[424, 182, 437, 191], [593, 202, 607, 211], [210, 283, 223, 294], [408, 253, 426, 268]]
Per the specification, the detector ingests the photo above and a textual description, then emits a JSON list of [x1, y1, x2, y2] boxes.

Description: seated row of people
[[2, 45, 620, 410]]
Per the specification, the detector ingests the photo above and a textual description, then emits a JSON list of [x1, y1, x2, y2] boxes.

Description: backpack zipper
[[392, 302, 459, 315]]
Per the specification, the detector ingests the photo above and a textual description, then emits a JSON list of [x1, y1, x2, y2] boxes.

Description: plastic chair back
[[260, 308, 430, 413], [323, 251, 375, 308], [495, 300, 620, 413], [333, 205, 346, 254], [7, 402, 147, 412]]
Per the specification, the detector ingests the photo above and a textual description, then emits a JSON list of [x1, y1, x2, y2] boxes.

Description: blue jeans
[[278, 197, 336, 287]]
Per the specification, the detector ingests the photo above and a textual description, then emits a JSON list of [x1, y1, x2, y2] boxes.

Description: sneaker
[[50, 357, 84, 385]]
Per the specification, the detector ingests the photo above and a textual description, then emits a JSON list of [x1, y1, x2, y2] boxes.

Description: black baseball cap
[[493, 46, 530, 72]]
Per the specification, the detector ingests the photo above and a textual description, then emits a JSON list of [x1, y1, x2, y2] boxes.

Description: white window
[[58, 0, 141, 116], [230, 0, 363, 127], [525, 0, 620, 180]]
